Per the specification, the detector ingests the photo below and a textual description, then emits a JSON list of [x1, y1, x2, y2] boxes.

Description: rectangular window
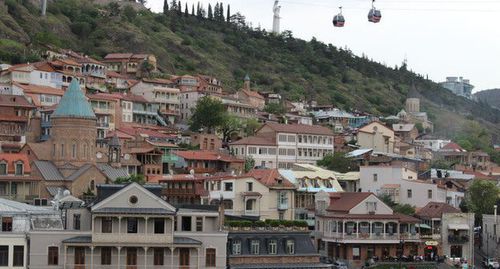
[[13, 246, 23, 266], [48, 246, 58, 265], [196, 217, 203, 232], [250, 240, 260, 255], [268, 240, 277, 254], [2, 217, 12, 232], [101, 247, 112, 265], [373, 174, 378, 182], [0, 246, 8, 266], [102, 217, 112, 233], [248, 147, 257, 154], [287, 135, 296, 142], [154, 248, 164, 265], [286, 240, 295, 254], [154, 218, 165, 234], [287, 149, 295, 156], [279, 148, 287, 155], [278, 135, 287, 142], [205, 248, 216, 267], [127, 218, 138, 233], [428, 190, 432, 199], [353, 246, 361, 260], [268, 148, 276, 155], [181, 216, 192, 231], [247, 182, 253, 192], [224, 182, 233, 191], [73, 214, 81, 230], [232, 240, 241, 255], [407, 189, 412, 198], [0, 164, 6, 175], [15, 163, 23, 175]]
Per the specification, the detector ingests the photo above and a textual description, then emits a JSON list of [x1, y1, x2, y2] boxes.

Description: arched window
[[83, 144, 88, 159], [0, 161, 7, 175], [90, 180, 95, 191], [72, 144, 77, 159], [61, 144, 65, 157]]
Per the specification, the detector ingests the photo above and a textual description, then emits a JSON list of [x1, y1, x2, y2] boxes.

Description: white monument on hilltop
[[273, 0, 281, 34]]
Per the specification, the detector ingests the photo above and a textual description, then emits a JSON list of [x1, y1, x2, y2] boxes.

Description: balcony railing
[[92, 233, 173, 244], [278, 202, 288, 210], [97, 122, 110, 128], [324, 232, 420, 241], [162, 154, 179, 163], [41, 121, 52, 128], [448, 235, 469, 244]]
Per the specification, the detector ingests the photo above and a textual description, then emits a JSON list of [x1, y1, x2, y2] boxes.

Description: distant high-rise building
[[440, 77, 474, 99]]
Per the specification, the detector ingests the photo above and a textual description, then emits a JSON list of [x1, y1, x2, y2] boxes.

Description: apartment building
[[28, 183, 228, 269], [0, 153, 41, 203], [130, 79, 180, 124], [357, 121, 395, 154], [230, 122, 335, 169], [482, 213, 499, 259], [314, 192, 421, 267]]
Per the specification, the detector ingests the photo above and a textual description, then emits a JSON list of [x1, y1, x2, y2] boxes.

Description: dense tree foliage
[[317, 153, 357, 173], [189, 96, 226, 133], [115, 174, 146, 185], [465, 180, 499, 218]]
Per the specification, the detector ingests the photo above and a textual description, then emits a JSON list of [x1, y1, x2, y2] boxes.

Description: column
[[118, 217, 122, 235], [170, 247, 175, 269], [369, 221, 373, 238], [383, 221, 386, 238], [117, 247, 121, 269], [144, 247, 148, 269], [63, 246, 67, 269], [356, 221, 360, 238], [145, 217, 149, 235], [90, 247, 94, 269]]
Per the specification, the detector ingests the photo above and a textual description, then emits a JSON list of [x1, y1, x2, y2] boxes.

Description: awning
[[448, 223, 469, 230], [416, 223, 432, 229]]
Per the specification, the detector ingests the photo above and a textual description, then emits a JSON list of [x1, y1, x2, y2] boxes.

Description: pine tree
[[219, 3, 224, 21], [214, 3, 219, 20], [184, 3, 188, 16], [196, 2, 201, 18], [207, 4, 213, 19], [177, 1, 182, 14], [191, 4, 195, 16], [227, 4, 231, 22], [163, 0, 169, 14]]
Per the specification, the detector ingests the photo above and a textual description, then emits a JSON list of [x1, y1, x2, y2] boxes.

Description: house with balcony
[[278, 163, 344, 227], [159, 174, 209, 205], [0, 198, 62, 269], [28, 183, 228, 269], [0, 94, 35, 148], [441, 213, 475, 264], [222, 96, 258, 120], [173, 150, 244, 175], [12, 83, 64, 109], [130, 78, 180, 124], [415, 202, 462, 259], [314, 192, 421, 267], [1, 62, 62, 89], [204, 172, 296, 221], [230, 122, 335, 169], [226, 221, 329, 269], [102, 53, 157, 77], [0, 153, 41, 203], [50, 59, 86, 90]]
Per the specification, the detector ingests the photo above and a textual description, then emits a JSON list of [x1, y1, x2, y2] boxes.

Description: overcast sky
[[147, 0, 500, 92]]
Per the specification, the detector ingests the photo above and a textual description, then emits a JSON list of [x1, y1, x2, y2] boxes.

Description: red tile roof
[[263, 122, 334, 136], [245, 169, 295, 188], [14, 83, 64, 96], [104, 53, 134, 60], [0, 94, 35, 108], [87, 93, 120, 102], [327, 192, 372, 212], [441, 142, 466, 152], [241, 89, 264, 100], [0, 153, 31, 173], [415, 202, 461, 219], [142, 78, 173, 85], [230, 135, 276, 146], [174, 150, 243, 163]]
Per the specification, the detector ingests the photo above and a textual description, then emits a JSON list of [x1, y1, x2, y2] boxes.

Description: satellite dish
[[63, 190, 71, 197], [189, 169, 195, 175]]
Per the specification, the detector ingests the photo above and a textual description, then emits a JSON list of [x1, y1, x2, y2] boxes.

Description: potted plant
[[242, 220, 252, 231], [255, 221, 266, 231]]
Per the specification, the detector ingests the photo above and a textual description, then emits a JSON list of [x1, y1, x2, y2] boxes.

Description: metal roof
[[66, 164, 92, 181], [46, 186, 68, 196], [33, 161, 64, 181], [174, 237, 202, 245], [62, 236, 92, 244], [52, 79, 96, 119], [96, 163, 130, 181], [0, 198, 54, 214], [92, 207, 175, 215]]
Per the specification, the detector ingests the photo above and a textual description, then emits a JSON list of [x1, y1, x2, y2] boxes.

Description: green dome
[[53, 79, 96, 119]]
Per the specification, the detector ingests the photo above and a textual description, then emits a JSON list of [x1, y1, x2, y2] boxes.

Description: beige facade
[[205, 176, 295, 220], [357, 121, 395, 153]]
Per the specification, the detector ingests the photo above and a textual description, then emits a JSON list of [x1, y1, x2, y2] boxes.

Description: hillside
[[474, 89, 500, 110], [0, 0, 499, 142]]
